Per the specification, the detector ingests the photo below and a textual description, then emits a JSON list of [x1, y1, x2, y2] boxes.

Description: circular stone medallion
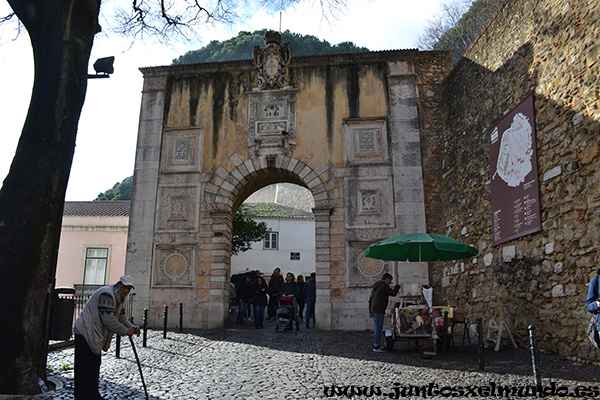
[[359, 253, 384, 277], [164, 254, 187, 279]]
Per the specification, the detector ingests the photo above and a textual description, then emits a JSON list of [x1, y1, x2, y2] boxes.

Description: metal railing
[[53, 291, 136, 341], [69, 292, 136, 321]]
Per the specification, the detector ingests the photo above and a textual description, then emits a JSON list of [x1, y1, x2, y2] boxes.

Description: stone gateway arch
[[126, 32, 451, 330]]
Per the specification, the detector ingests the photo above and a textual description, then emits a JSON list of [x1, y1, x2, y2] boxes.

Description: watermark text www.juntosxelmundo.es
[[323, 382, 600, 398]]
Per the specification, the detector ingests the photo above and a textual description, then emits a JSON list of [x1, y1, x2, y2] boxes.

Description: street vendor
[[368, 273, 400, 352]]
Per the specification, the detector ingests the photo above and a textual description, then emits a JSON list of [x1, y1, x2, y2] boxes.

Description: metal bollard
[[163, 305, 168, 339], [179, 302, 183, 333], [529, 325, 542, 393], [143, 308, 148, 348], [443, 311, 449, 353], [115, 334, 121, 359], [477, 317, 484, 371]]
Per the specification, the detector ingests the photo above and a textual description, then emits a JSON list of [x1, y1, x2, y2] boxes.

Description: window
[[264, 232, 279, 250], [290, 252, 300, 261], [84, 248, 108, 285]]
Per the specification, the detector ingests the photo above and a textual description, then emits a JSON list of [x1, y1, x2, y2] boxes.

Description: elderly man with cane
[[73, 275, 141, 400]]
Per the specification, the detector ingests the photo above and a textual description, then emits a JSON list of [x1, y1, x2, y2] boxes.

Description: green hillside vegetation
[[172, 29, 369, 65], [95, 176, 133, 201]]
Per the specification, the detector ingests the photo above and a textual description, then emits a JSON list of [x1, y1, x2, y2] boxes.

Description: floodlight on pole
[[88, 56, 114, 79]]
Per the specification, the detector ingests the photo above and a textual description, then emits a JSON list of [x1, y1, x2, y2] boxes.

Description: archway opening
[[228, 182, 316, 330]]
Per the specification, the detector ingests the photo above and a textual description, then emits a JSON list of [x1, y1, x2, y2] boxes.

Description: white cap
[[119, 275, 135, 288]]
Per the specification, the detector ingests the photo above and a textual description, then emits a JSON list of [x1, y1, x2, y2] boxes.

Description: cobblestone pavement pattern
[[16, 320, 600, 400]]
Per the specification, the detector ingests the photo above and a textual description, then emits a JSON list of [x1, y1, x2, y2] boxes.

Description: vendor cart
[[384, 299, 453, 359], [365, 233, 478, 359]]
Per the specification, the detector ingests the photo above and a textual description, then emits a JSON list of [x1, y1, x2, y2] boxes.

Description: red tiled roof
[[63, 201, 130, 217]]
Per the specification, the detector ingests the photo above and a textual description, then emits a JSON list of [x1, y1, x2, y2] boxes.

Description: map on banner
[[489, 94, 541, 246], [493, 112, 533, 187]]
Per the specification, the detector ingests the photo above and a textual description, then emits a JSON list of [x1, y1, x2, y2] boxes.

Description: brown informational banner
[[489, 93, 541, 246]]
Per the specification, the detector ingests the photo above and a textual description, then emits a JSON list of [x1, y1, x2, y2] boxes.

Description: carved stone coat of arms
[[253, 31, 292, 90]]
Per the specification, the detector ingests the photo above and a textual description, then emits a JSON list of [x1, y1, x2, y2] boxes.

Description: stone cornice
[[139, 49, 426, 78], [61, 226, 128, 233]]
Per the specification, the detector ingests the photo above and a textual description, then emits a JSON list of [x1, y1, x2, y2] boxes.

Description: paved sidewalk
[[19, 320, 600, 400]]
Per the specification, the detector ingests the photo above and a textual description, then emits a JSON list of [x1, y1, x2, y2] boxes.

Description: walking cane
[[129, 335, 149, 400]]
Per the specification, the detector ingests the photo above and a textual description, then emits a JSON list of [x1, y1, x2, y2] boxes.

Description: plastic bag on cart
[[422, 287, 433, 308]]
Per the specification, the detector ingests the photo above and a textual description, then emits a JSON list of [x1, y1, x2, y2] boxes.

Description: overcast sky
[[0, 0, 446, 201]]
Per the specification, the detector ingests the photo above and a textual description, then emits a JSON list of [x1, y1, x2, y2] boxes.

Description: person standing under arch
[[251, 276, 268, 328], [266, 268, 283, 320], [304, 272, 316, 328], [297, 275, 306, 322], [282, 272, 301, 331]]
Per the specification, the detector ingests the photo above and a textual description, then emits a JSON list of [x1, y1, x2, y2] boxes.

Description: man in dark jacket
[[369, 273, 400, 352], [235, 276, 252, 323], [266, 268, 284, 320], [304, 272, 316, 328]]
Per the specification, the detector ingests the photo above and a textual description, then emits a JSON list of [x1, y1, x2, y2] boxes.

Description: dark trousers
[[253, 305, 266, 327], [237, 300, 248, 322], [268, 294, 281, 318], [297, 297, 306, 321], [291, 297, 301, 329], [305, 298, 315, 326], [75, 334, 102, 400]]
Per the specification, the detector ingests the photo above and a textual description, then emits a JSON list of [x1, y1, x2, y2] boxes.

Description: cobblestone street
[[20, 320, 600, 400]]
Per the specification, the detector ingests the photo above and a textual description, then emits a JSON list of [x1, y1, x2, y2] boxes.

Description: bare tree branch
[[417, 0, 503, 64], [112, 0, 246, 42], [1, 12, 15, 23], [0, 11, 25, 41]]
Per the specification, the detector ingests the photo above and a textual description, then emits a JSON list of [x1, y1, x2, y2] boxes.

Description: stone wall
[[435, 0, 600, 361], [414, 52, 454, 232]]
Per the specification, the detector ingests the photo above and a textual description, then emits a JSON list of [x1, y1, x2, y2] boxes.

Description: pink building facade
[[56, 201, 130, 293]]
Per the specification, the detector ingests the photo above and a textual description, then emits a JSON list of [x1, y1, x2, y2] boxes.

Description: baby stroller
[[275, 295, 294, 331]]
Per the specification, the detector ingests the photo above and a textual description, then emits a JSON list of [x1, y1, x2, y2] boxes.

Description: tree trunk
[[0, 0, 100, 394]]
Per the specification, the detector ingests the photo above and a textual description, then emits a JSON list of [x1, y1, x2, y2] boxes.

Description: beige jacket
[[73, 284, 134, 355]]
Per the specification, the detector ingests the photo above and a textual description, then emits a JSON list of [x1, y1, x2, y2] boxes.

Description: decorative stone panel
[[348, 242, 394, 288], [344, 177, 394, 228], [246, 88, 298, 157], [156, 186, 199, 231], [153, 244, 195, 287], [343, 117, 390, 165], [161, 128, 203, 172]]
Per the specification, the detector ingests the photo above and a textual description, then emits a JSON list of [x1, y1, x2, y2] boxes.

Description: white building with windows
[[56, 201, 130, 293], [230, 203, 316, 279]]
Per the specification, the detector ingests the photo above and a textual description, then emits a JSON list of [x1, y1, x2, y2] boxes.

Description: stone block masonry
[[434, 0, 600, 362]]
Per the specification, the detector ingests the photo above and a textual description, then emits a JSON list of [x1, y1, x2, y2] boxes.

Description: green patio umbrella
[[365, 233, 478, 262]]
